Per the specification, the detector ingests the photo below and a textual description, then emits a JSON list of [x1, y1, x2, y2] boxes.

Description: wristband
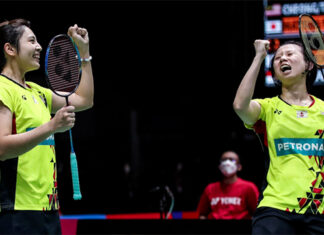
[[80, 56, 92, 62]]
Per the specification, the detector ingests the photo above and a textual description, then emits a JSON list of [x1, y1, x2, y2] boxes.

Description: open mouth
[[281, 64, 291, 72]]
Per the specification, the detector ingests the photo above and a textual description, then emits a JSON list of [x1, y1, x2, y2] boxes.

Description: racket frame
[[299, 14, 324, 79], [44, 33, 83, 200], [44, 34, 82, 98]]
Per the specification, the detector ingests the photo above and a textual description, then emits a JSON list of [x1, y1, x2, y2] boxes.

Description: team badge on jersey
[[297, 110, 308, 118]]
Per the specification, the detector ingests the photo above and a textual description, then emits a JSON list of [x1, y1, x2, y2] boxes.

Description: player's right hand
[[254, 39, 270, 59], [51, 106, 76, 133]]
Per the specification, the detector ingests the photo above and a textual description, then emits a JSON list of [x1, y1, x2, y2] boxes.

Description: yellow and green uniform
[[246, 95, 324, 214], [0, 74, 59, 211]]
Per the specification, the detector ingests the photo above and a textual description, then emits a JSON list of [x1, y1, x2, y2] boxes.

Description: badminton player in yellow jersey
[[0, 19, 93, 234], [234, 39, 324, 234]]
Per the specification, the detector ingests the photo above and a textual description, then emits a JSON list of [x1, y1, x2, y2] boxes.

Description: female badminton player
[[0, 19, 93, 234], [233, 39, 324, 234]]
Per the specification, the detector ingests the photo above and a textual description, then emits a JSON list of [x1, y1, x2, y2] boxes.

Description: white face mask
[[219, 159, 238, 177]]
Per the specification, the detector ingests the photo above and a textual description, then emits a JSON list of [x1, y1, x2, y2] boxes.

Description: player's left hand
[[68, 24, 89, 57]]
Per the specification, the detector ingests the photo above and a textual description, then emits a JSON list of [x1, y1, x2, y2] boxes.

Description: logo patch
[[275, 138, 324, 157], [210, 197, 241, 206], [274, 109, 282, 115], [297, 110, 308, 118]]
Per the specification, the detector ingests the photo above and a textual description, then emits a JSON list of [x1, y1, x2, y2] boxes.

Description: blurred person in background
[[197, 151, 259, 219]]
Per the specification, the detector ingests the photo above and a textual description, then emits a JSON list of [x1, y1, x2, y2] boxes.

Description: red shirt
[[197, 178, 259, 219]]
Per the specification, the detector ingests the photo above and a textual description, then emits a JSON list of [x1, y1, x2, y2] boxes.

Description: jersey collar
[[279, 95, 315, 108], [0, 74, 30, 89]]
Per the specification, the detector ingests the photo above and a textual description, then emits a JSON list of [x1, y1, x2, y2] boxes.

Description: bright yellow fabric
[[0, 75, 59, 211]]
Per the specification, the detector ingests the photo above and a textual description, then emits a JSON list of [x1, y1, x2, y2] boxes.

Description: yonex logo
[[274, 109, 282, 114], [211, 197, 241, 206]]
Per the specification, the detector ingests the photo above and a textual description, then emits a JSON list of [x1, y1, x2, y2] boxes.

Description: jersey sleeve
[[244, 98, 271, 129], [0, 82, 14, 113]]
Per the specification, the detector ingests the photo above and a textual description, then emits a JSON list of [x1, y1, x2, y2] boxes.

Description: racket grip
[[70, 152, 82, 200]]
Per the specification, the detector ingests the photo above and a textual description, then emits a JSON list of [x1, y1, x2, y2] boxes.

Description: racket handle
[[70, 152, 82, 200]]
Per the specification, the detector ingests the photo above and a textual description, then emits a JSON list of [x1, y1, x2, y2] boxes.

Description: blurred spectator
[[197, 151, 259, 219]]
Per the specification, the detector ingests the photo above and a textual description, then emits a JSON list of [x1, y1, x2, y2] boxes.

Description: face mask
[[219, 159, 237, 177]]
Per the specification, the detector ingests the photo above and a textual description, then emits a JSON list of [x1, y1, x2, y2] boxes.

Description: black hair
[[269, 40, 318, 90], [219, 150, 241, 164], [0, 19, 31, 71]]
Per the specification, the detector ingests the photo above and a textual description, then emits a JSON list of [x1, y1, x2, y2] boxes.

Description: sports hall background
[[3, 0, 314, 232]]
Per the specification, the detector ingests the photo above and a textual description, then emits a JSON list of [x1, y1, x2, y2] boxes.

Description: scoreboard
[[264, 0, 324, 86]]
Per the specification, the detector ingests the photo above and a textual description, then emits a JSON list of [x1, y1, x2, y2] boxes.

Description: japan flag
[[265, 20, 282, 34]]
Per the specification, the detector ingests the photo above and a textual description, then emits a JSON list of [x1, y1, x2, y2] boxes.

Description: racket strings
[[47, 38, 80, 93]]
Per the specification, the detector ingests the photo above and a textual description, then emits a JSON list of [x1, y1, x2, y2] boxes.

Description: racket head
[[45, 34, 82, 97], [299, 14, 324, 67]]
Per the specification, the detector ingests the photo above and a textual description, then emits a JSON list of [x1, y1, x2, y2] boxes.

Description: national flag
[[265, 20, 282, 34]]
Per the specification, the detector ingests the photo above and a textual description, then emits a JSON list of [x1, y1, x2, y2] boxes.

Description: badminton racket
[[45, 34, 82, 200], [299, 14, 324, 78]]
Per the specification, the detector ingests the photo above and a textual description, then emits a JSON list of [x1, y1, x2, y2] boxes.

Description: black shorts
[[252, 207, 324, 235], [0, 210, 61, 235]]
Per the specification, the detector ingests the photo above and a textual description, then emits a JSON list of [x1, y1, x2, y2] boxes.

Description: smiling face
[[15, 26, 42, 73], [272, 43, 312, 86]]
